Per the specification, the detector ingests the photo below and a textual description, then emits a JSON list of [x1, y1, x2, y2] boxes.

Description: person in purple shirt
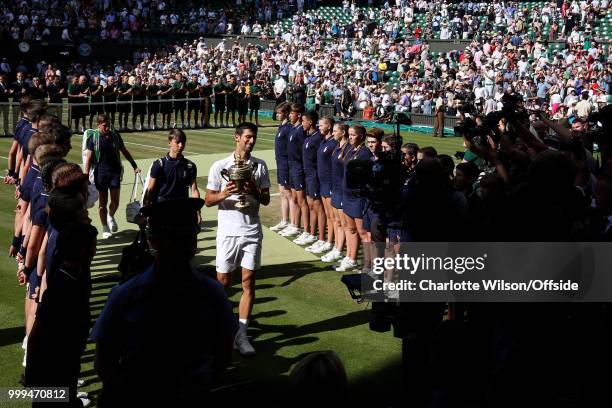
[[337, 124, 370, 272], [297, 111, 323, 248]]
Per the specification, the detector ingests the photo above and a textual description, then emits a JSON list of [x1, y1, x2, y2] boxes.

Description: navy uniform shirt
[[302, 130, 321, 178], [331, 143, 347, 194], [274, 122, 292, 166], [20, 163, 40, 203], [34, 224, 91, 359], [287, 124, 306, 167], [20, 126, 36, 159], [13, 117, 29, 142], [14, 119, 32, 155], [149, 155, 197, 202], [87, 131, 125, 174], [342, 144, 371, 196], [30, 176, 49, 227], [44, 224, 58, 289], [91, 265, 237, 397], [317, 136, 339, 186]]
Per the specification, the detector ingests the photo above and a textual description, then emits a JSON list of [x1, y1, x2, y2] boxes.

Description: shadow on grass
[[269, 261, 329, 287], [79, 255, 376, 400], [0, 326, 23, 347], [251, 310, 369, 343]]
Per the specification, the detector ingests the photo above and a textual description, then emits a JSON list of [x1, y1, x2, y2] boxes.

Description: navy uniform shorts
[[289, 170, 305, 191], [306, 177, 320, 199], [94, 170, 121, 191], [277, 163, 290, 187], [331, 189, 342, 209], [342, 195, 366, 219], [319, 181, 332, 198]]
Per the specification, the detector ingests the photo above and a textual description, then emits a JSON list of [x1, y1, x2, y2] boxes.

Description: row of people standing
[[67, 74, 263, 132], [4, 95, 244, 405], [270, 102, 385, 272], [1, 73, 264, 134], [3, 95, 97, 406]]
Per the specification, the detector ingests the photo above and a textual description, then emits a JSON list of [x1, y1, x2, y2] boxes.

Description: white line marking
[[123, 141, 199, 155], [270, 192, 280, 196], [201, 129, 277, 142]]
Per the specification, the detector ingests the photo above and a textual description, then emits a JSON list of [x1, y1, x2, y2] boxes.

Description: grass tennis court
[[0, 123, 463, 406]]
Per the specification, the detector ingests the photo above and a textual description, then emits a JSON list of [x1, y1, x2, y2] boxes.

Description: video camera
[[454, 93, 529, 148], [586, 104, 612, 150], [345, 114, 409, 216], [455, 91, 476, 115], [346, 145, 403, 214]]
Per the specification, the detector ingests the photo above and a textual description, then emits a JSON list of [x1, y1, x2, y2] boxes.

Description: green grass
[[0, 126, 462, 405]]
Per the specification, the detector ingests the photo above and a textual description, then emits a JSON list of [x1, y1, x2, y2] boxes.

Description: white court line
[[202, 129, 277, 142], [270, 192, 280, 196], [0, 155, 8, 160], [123, 141, 199, 155]]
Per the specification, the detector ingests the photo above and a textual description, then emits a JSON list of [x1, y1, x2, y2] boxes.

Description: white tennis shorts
[[216, 234, 262, 274]]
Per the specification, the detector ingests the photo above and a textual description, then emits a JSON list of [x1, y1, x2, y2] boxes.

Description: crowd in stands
[[285, 0, 611, 41], [0, 1, 610, 135], [0, 0, 304, 43], [3, 1, 610, 43], [2, 30, 610, 136]]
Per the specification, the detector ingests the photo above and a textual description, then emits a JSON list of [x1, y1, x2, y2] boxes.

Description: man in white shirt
[[205, 122, 271, 356], [274, 75, 287, 104]]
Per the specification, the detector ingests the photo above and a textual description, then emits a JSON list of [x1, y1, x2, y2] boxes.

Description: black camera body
[[455, 91, 476, 115], [346, 149, 403, 216], [587, 104, 612, 152]]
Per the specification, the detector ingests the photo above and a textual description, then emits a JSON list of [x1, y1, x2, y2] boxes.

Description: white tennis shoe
[[270, 220, 288, 232], [102, 225, 112, 239], [107, 215, 118, 233], [312, 241, 333, 254], [321, 249, 343, 263]]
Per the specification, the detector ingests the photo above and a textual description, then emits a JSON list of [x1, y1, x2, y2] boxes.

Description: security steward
[[92, 198, 237, 407]]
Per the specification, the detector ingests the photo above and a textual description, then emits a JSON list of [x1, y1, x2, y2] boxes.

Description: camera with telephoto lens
[[346, 140, 403, 214], [586, 104, 612, 151], [345, 115, 409, 216], [454, 91, 476, 115]]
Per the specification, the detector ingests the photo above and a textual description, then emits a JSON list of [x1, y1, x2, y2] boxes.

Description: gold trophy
[[221, 157, 255, 209]]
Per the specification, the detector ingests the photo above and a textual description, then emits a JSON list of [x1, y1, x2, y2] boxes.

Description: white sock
[[239, 319, 249, 333]]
